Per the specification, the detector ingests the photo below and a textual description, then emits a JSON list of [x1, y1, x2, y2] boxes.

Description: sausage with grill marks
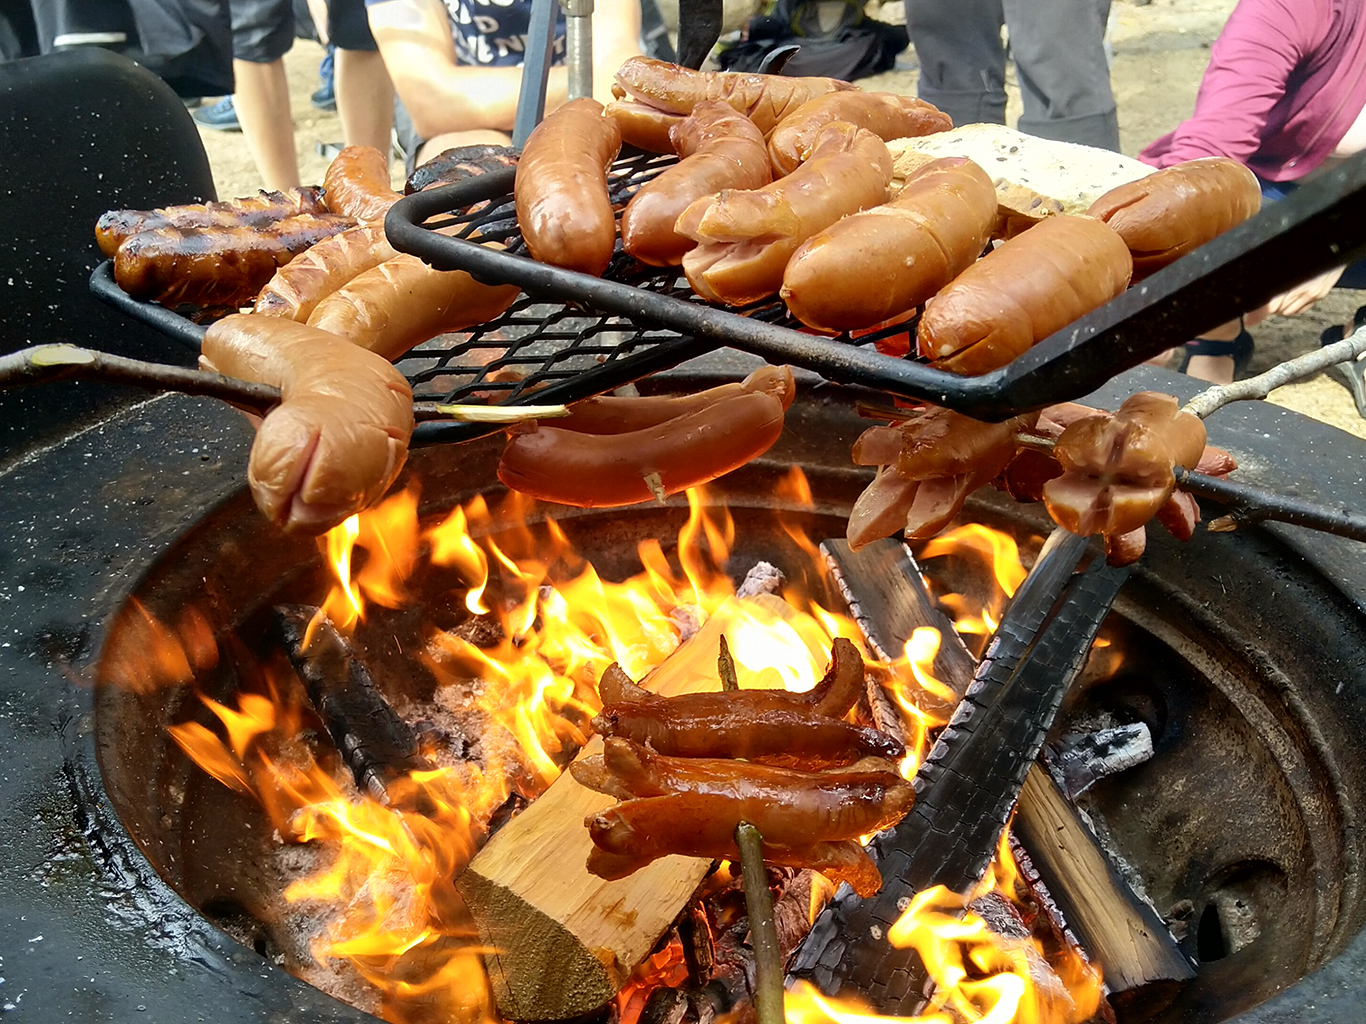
[[95, 186, 327, 257], [254, 223, 396, 321]]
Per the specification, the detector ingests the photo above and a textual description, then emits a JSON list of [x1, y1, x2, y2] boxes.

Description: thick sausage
[[95, 187, 327, 258], [306, 253, 521, 361], [605, 100, 684, 153], [917, 215, 1133, 375], [253, 224, 396, 321], [113, 213, 357, 308], [200, 314, 413, 534], [768, 92, 951, 175], [593, 699, 904, 767], [621, 102, 772, 266], [612, 56, 855, 134], [405, 143, 518, 194], [498, 388, 787, 507], [514, 97, 622, 276], [678, 122, 893, 306], [322, 145, 403, 222], [1087, 157, 1261, 280], [594, 636, 865, 719], [782, 156, 996, 332], [1043, 391, 1206, 541], [556, 364, 794, 434]]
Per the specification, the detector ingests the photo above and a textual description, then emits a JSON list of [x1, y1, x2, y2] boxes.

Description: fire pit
[[41, 362, 1365, 1024]]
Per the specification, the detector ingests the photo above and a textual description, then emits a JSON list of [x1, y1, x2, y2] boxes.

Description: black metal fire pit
[[2, 358, 1366, 1024]]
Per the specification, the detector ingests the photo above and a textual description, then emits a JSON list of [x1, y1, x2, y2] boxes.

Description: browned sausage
[[322, 145, 403, 222], [782, 156, 996, 332], [612, 56, 856, 134], [605, 100, 685, 153], [514, 97, 623, 276], [595, 635, 865, 719], [112, 213, 357, 308], [497, 389, 786, 507], [678, 122, 893, 306], [917, 215, 1133, 375], [306, 253, 521, 361], [200, 314, 413, 534], [95, 187, 327, 258], [768, 92, 951, 175], [1087, 157, 1261, 280], [593, 698, 904, 767], [556, 364, 794, 434], [621, 101, 772, 267], [253, 224, 396, 321], [405, 143, 518, 194], [1043, 391, 1206, 543]]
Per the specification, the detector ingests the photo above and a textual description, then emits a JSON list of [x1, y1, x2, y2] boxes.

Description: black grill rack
[[389, 146, 1366, 422]]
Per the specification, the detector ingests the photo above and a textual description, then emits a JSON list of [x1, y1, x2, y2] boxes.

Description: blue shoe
[[193, 95, 240, 132], [311, 45, 336, 111]]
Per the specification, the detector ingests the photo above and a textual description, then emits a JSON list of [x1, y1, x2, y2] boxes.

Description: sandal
[[1319, 305, 1366, 418], [1177, 328, 1255, 375]]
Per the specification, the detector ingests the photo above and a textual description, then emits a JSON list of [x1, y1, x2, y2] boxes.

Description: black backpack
[[718, 0, 908, 81]]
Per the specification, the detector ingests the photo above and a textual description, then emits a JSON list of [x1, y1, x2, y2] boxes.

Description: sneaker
[[193, 95, 241, 132], [311, 45, 336, 111]]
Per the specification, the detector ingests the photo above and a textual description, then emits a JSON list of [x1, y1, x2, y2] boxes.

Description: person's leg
[[326, 0, 393, 152], [904, 0, 1007, 127], [1004, 0, 1119, 150], [228, 0, 300, 190]]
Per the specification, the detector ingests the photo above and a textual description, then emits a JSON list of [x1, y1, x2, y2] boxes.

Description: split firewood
[[456, 594, 806, 1021], [812, 539, 1194, 1008]]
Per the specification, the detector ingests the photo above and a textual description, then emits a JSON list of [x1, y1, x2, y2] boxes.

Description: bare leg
[[1183, 317, 1241, 385], [233, 58, 300, 190], [335, 48, 394, 153]]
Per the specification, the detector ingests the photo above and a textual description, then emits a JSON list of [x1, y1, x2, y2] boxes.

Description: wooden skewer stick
[[0, 343, 568, 423], [735, 822, 784, 1024]]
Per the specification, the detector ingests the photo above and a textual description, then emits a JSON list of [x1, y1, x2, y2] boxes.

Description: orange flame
[[920, 525, 1028, 640]]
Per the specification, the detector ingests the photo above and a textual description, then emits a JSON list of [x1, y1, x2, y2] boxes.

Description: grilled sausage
[[253, 224, 396, 321], [405, 143, 518, 194], [322, 145, 403, 222], [514, 97, 623, 276], [678, 122, 893, 306], [200, 314, 413, 534], [917, 215, 1133, 375], [113, 213, 357, 308], [605, 100, 685, 153], [782, 156, 996, 332], [612, 56, 856, 134], [556, 364, 794, 434], [593, 698, 904, 767], [95, 187, 327, 258], [1087, 157, 1261, 280], [768, 91, 951, 175], [497, 388, 787, 507], [306, 253, 521, 361], [1043, 391, 1206, 542], [621, 102, 772, 266]]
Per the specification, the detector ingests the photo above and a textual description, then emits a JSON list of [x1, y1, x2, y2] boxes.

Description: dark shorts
[[229, 0, 375, 64]]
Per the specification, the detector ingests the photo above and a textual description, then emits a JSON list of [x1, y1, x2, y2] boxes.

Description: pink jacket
[[1140, 0, 1366, 181]]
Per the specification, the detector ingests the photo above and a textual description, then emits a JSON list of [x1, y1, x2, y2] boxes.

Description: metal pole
[[562, 0, 594, 100], [512, 0, 560, 150]]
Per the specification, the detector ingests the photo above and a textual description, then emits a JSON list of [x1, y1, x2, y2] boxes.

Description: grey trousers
[[906, 0, 1119, 151]]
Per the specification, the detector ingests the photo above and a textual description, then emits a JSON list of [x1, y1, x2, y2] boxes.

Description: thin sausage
[[782, 156, 996, 332], [323, 145, 403, 222], [917, 215, 1133, 375], [254, 223, 396, 321], [678, 122, 893, 306], [95, 187, 327, 257], [514, 97, 622, 276], [621, 101, 772, 267], [768, 91, 951, 175]]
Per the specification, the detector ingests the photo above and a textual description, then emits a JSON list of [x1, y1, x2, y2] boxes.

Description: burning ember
[[111, 473, 1106, 1024]]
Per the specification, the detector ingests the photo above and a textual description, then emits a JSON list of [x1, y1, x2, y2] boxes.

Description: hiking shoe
[[311, 45, 336, 111], [193, 96, 240, 132]]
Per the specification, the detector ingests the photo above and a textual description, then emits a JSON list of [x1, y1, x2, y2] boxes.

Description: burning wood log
[[808, 538, 1195, 1009], [275, 605, 434, 802], [455, 595, 801, 1022], [791, 531, 1130, 1013]]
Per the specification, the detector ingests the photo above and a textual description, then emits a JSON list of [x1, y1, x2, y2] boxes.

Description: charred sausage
[[405, 143, 518, 194], [95, 187, 327, 257]]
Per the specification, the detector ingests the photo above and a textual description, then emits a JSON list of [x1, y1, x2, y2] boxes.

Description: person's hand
[[1265, 265, 1345, 317]]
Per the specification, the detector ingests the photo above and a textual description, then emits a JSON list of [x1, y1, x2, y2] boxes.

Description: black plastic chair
[[0, 46, 215, 461]]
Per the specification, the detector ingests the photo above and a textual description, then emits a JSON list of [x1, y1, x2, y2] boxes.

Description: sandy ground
[[196, 1, 1366, 437]]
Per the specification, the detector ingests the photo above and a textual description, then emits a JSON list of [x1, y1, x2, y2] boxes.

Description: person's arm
[[367, 0, 568, 138], [1140, 0, 1320, 168], [588, 0, 642, 107]]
